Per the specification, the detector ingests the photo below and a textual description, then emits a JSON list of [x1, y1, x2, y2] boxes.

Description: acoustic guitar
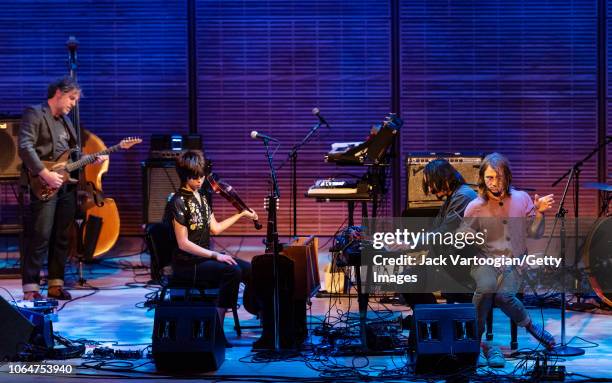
[[29, 137, 141, 201]]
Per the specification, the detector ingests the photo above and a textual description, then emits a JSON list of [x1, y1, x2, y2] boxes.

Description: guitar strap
[[60, 115, 79, 163], [60, 115, 77, 146]]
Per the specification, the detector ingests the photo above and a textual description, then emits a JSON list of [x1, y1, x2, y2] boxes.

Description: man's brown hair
[[478, 152, 512, 200]]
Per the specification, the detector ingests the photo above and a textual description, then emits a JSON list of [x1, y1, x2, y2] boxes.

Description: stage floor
[[0, 236, 611, 382]]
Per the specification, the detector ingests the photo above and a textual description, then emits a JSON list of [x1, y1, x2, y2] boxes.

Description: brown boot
[[23, 291, 44, 301], [47, 286, 72, 300]]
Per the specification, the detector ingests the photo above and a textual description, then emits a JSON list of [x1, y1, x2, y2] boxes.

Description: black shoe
[[48, 287, 72, 300]]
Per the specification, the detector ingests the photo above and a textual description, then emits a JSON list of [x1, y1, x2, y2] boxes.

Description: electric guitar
[[29, 137, 142, 201]]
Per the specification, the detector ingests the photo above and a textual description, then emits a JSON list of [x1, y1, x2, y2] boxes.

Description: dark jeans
[[22, 185, 76, 292], [172, 257, 251, 309]]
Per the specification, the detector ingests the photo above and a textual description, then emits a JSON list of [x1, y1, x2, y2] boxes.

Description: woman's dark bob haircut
[[176, 150, 206, 184]]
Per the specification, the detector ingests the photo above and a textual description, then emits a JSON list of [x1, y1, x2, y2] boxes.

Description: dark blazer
[[18, 103, 77, 176]]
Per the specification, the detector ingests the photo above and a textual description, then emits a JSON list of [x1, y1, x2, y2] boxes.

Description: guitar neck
[[65, 144, 122, 172]]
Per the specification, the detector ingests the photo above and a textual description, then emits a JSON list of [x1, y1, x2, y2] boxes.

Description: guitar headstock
[[119, 137, 143, 149]]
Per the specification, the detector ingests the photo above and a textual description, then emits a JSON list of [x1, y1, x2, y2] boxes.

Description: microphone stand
[[548, 137, 611, 356], [67, 36, 81, 163], [262, 137, 281, 351], [547, 165, 584, 357], [288, 122, 321, 238], [551, 136, 612, 305], [552, 136, 612, 258], [66, 36, 87, 286]]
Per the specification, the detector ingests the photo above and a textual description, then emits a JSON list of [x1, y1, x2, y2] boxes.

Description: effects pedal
[[532, 364, 566, 382]]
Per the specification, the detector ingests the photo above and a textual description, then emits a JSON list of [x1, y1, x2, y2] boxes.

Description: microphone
[[250, 131, 279, 142], [66, 36, 79, 52], [312, 107, 330, 127]]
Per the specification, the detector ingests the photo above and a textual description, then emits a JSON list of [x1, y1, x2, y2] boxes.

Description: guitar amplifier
[[149, 134, 203, 160], [142, 159, 212, 225], [406, 152, 483, 210], [0, 117, 22, 180], [142, 160, 181, 224]]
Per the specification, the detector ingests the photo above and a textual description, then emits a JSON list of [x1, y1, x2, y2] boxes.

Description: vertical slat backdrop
[[400, 1, 600, 218], [607, 1, 612, 204], [0, 1, 188, 235], [197, 1, 392, 235], [0, 1, 608, 237]]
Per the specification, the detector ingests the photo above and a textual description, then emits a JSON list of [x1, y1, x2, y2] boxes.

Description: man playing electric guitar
[[18, 76, 107, 301]]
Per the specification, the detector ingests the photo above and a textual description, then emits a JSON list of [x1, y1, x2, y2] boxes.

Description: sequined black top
[[165, 187, 212, 265]]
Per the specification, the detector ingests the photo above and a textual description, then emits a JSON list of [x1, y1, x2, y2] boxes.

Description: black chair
[[145, 222, 174, 283], [146, 222, 245, 336]]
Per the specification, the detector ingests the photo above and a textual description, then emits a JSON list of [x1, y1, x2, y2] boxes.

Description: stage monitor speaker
[[142, 160, 180, 224], [411, 303, 479, 375], [0, 296, 35, 361], [17, 307, 54, 351], [406, 152, 483, 210], [152, 298, 225, 371], [0, 118, 22, 180]]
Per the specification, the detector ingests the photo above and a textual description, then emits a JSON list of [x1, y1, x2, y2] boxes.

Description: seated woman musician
[[165, 150, 258, 334]]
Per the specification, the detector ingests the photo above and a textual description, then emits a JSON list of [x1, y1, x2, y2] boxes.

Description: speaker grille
[[143, 161, 180, 224], [0, 119, 21, 179]]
